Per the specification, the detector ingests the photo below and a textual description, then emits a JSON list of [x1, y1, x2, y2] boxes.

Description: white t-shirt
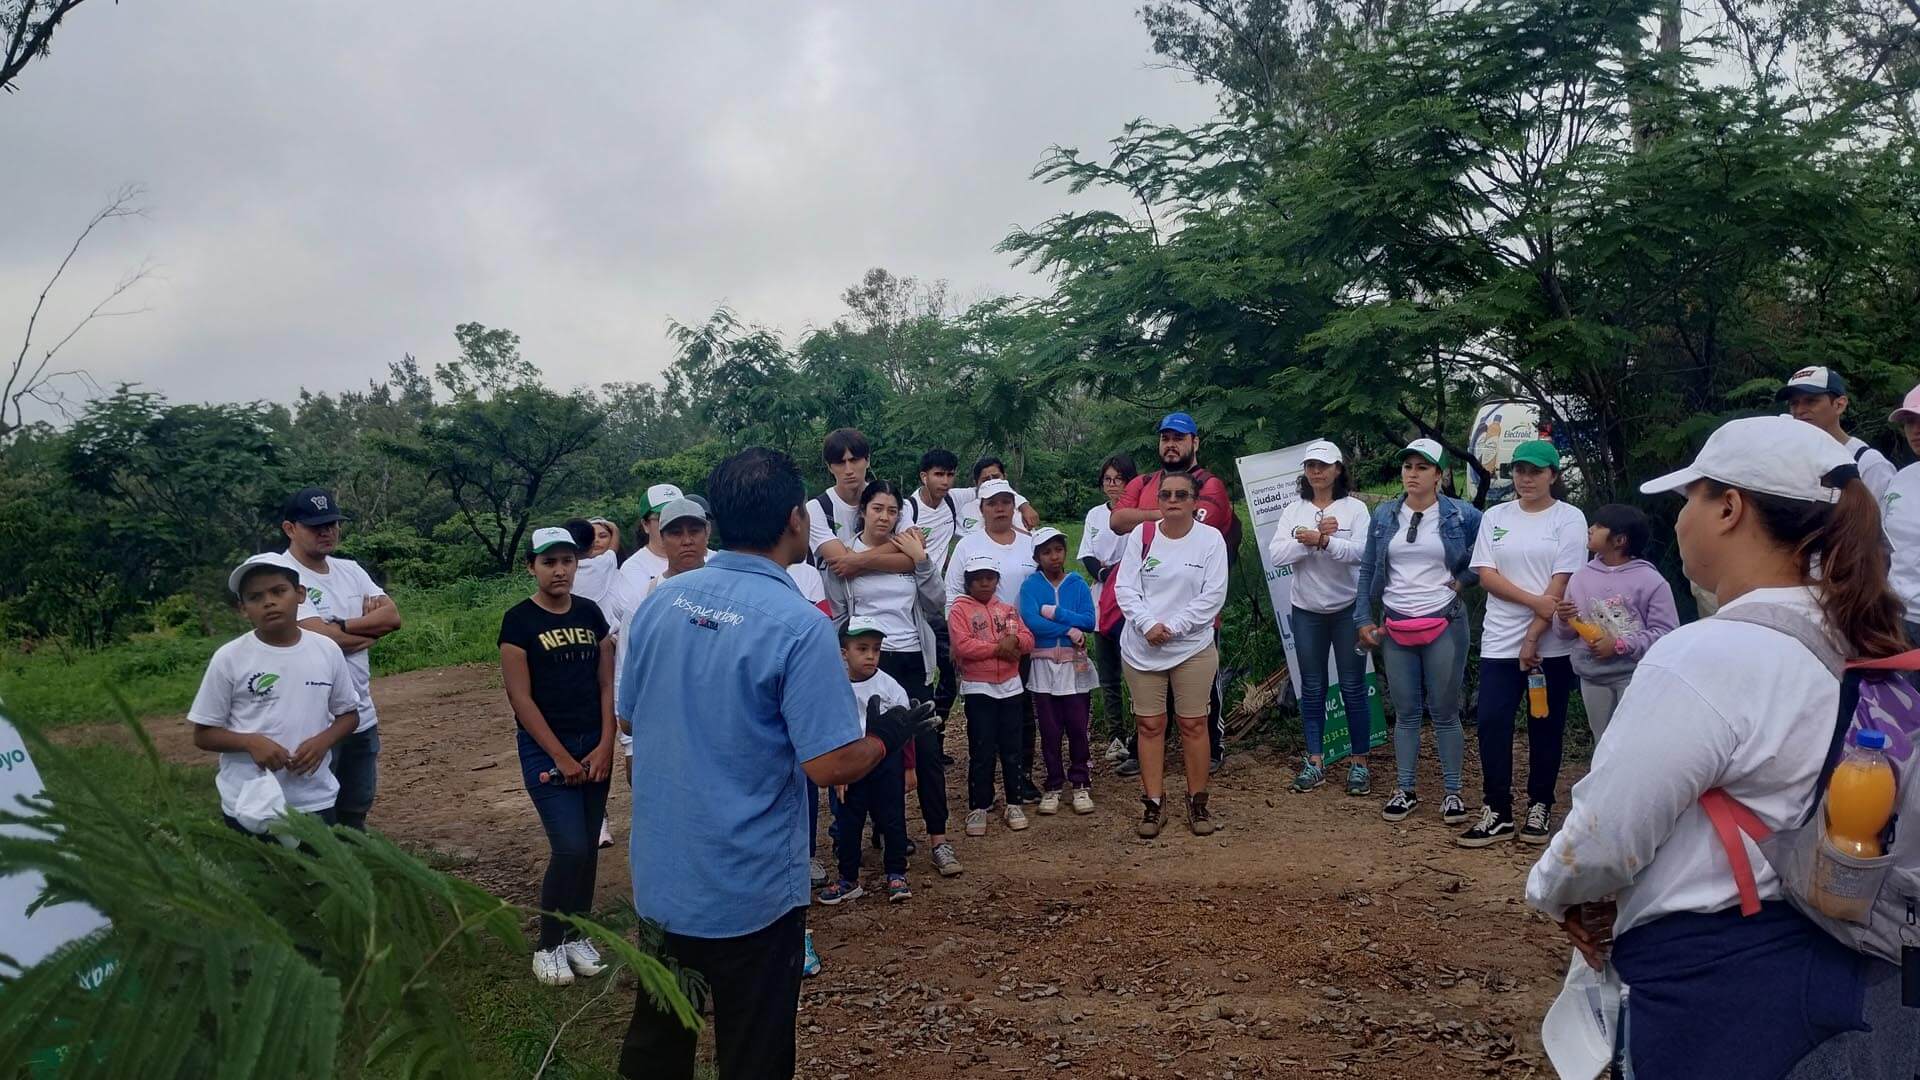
[[1266, 496, 1369, 614], [617, 545, 669, 595], [1115, 523, 1230, 671], [944, 530, 1037, 611], [1470, 500, 1588, 659], [850, 668, 910, 734], [846, 537, 923, 652], [806, 488, 861, 556], [279, 553, 384, 733], [188, 629, 360, 815], [786, 561, 828, 608], [1843, 436, 1896, 502], [906, 488, 963, 569], [572, 550, 620, 604], [1078, 502, 1125, 571], [1381, 503, 1455, 618], [1884, 463, 1920, 616], [951, 485, 1031, 540], [1526, 587, 1838, 934]]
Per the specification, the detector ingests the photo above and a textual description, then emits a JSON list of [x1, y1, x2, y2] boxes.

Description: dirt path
[[77, 663, 1573, 1077]]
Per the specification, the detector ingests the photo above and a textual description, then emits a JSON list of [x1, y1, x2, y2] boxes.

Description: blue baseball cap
[[1158, 412, 1199, 436]]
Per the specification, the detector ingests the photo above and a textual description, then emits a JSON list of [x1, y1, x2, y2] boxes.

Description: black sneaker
[[1441, 793, 1469, 825], [1381, 790, 1419, 822], [1519, 802, 1552, 845], [1457, 806, 1515, 848], [1116, 756, 1141, 778]]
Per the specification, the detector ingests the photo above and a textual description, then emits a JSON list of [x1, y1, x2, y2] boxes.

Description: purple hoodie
[[1552, 557, 1680, 682]]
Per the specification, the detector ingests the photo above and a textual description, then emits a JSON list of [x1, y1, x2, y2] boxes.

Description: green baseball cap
[[1511, 440, 1562, 470]]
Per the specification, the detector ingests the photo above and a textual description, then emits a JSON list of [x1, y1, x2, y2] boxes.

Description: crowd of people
[[181, 363, 1920, 1078]]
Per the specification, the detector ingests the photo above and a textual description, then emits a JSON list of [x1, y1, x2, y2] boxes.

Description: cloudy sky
[[0, 2, 1218, 416]]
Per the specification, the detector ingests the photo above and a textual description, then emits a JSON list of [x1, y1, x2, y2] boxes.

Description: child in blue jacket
[[1018, 528, 1100, 815]]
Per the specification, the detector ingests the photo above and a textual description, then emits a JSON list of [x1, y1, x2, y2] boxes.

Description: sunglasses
[[1405, 509, 1425, 543], [1158, 489, 1196, 502]]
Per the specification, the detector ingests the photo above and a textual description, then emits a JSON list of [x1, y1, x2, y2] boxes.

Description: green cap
[[1511, 440, 1562, 470]]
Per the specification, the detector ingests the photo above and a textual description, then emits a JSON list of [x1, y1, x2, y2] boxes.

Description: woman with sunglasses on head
[[1355, 439, 1483, 829]]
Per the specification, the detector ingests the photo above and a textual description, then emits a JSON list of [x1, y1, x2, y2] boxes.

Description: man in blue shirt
[[617, 447, 937, 1080]]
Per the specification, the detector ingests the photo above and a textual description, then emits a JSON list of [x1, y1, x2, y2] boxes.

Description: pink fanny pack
[[1384, 615, 1450, 647]]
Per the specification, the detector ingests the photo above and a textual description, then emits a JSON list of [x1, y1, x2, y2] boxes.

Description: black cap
[[282, 487, 347, 526]]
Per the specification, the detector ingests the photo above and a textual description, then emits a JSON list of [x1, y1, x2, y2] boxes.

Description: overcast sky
[[0, 2, 1218, 416]]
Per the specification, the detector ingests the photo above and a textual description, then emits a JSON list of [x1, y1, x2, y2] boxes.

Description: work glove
[[865, 698, 940, 757]]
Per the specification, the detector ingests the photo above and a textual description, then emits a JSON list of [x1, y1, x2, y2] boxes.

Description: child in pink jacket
[[948, 554, 1035, 837]]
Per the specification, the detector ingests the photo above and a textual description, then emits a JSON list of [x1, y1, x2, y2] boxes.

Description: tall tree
[[1, 0, 103, 93]]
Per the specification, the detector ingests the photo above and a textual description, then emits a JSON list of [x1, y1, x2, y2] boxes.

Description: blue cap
[[1158, 411, 1198, 436], [1854, 729, 1889, 751]]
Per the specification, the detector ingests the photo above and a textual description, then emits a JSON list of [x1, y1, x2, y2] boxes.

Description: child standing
[[949, 554, 1035, 836], [1017, 527, 1099, 816], [189, 554, 361, 834], [1551, 504, 1679, 741], [820, 616, 914, 906]]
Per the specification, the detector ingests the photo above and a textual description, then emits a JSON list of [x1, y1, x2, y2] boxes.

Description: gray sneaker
[[1116, 756, 1141, 778], [1291, 761, 1326, 793], [1345, 762, 1371, 797], [965, 809, 988, 837], [931, 841, 964, 877]]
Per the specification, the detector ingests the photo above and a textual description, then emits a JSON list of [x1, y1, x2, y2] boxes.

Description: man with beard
[[1101, 413, 1236, 778]]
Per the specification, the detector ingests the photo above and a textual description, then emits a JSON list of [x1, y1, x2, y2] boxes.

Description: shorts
[[1123, 645, 1218, 719]]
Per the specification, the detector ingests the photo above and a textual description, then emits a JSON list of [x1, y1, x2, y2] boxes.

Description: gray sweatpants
[[1578, 676, 1631, 743]]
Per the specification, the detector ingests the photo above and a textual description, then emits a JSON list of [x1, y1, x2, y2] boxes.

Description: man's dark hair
[[1592, 503, 1651, 559], [1100, 453, 1138, 484], [237, 563, 300, 597], [562, 517, 597, 551], [920, 448, 959, 473], [823, 428, 870, 466], [972, 455, 1007, 483], [707, 447, 806, 551]]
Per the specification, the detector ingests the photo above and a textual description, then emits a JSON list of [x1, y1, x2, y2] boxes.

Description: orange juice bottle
[[1568, 616, 1606, 645], [1826, 730, 1896, 858], [1527, 669, 1548, 719]]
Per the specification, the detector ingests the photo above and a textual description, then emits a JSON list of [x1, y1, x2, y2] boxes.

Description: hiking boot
[[1291, 761, 1326, 793], [1457, 806, 1515, 848], [1071, 788, 1095, 815], [1188, 792, 1216, 836], [931, 841, 963, 877], [1005, 805, 1030, 831], [1038, 790, 1062, 815], [1382, 790, 1419, 822], [1116, 756, 1141, 778], [532, 948, 574, 987], [819, 879, 864, 905], [1441, 793, 1469, 825], [1137, 797, 1164, 839], [1519, 802, 1553, 845], [965, 809, 988, 837], [562, 938, 606, 978], [802, 931, 822, 978], [1345, 762, 1371, 797]]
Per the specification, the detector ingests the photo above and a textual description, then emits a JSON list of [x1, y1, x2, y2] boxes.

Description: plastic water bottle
[[1527, 669, 1549, 719], [1825, 730, 1896, 858]]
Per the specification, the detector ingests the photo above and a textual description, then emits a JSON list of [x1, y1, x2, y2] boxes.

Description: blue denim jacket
[[1352, 494, 1482, 623]]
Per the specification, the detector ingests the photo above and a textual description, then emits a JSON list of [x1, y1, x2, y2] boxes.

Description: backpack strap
[[1854, 444, 1870, 464], [945, 493, 959, 530], [1140, 521, 1156, 558], [1699, 789, 1774, 917], [1710, 602, 1846, 677]]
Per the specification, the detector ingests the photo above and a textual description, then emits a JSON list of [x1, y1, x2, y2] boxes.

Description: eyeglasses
[[1405, 510, 1425, 543]]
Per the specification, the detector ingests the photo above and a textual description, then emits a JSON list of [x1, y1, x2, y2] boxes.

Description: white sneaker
[[1005, 805, 1029, 831], [563, 938, 606, 977], [965, 809, 989, 836], [598, 819, 614, 849], [1071, 788, 1095, 815], [809, 858, 827, 885], [1038, 790, 1062, 815], [1104, 738, 1129, 763], [532, 947, 574, 987]]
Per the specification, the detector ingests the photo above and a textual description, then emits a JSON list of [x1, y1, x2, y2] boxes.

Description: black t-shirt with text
[[498, 596, 610, 737]]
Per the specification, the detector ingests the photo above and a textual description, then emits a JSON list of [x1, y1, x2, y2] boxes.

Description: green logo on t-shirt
[[246, 672, 280, 696], [307, 588, 324, 604], [1490, 526, 1509, 542], [1144, 556, 1162, 572], [963, 517, 979, 531]]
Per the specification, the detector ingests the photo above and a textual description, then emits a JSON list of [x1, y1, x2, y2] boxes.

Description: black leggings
[[965, 693, 1026, 810], [878, 649, 948, 836], [1475, 655, 1574, 818]]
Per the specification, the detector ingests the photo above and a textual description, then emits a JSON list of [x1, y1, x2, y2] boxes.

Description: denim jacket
[[1352, 494, 1482, 623]]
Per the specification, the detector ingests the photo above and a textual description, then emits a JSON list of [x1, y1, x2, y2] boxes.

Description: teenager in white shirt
[[1778, 365, 1896, 500], [618, 483, 684, 594], [1266, 441, 1372, 796], [1882, 384, 1920, 641], [1525, 415, 1918, 1077], [1460, 440, 1588, 849], [1080, 454, 1137, 733], [276, 487, 401, 832], [808, 428, 915, 581], [191, 555, 361, 833], [1115, 471, 1229, 838]]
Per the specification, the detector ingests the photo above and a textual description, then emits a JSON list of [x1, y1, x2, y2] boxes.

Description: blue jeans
[[518, 727, 611, 950], [1289, 605, 1370, 760], [1376, 604, 1467, 795], [329, 726, 380, 830]]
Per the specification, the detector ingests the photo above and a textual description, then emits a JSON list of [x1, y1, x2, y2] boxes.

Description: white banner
[[0, 710, 110, 977]]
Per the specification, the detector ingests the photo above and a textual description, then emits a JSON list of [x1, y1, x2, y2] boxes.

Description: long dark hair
[[858, 479, 905, 538], [1705, 478, 1906, 659], [1297, 463, 1351, 502]]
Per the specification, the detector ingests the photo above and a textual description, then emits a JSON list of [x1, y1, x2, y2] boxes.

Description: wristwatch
[[328, 617, 349, 632]]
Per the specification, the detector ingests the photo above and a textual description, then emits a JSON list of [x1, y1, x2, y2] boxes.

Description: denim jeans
[[329, 725, 380, 831], [1377, 604, 1467, 795], [1476, 655, 1574, 818], [1288, 605, 1370, 760], [518, 727, 611, 950]]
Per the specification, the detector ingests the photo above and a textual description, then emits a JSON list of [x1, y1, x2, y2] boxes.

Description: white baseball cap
[[977, 478, 1015, 502], [228, 552, 300, 597], [1776, 365, 1846, 401], [642, 483, 684, 516], [1302, 439, 1343, 465], [1029, 526, 1066, 553], [962, 553, 1001, 576], [1540, 953, 1622, 1080], [843, 615, 886, 638], [1640, 415, 1856, 504], [529, 526, 578, 554], [1402, 438, 1445, 467]]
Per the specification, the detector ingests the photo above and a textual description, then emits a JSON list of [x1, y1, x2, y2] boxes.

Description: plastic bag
[[230, 769, 298, 848]]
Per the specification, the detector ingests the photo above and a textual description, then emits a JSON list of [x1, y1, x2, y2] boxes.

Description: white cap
[[643, 483, 684, 515], [1029, 526, 1066, 553], [1402, 438, 1445, 467], [1639, 415, 1856, 504], [977, 478, 1015, 501], [843, 615, 886, 637], [962, 553, 1001, 576], [1541, 953, 1622, 1080], [228, 552, 299, 597], [1302, 439, 1343, 465], [656, 497, 707, 529], [529, 527, 577, 554]]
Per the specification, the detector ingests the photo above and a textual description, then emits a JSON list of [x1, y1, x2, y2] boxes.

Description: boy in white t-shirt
[[818, 617, 915, 908], [190, 554, 361, 834]]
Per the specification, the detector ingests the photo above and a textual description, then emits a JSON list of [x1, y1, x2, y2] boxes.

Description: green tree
[[1, 0, 102, 93]]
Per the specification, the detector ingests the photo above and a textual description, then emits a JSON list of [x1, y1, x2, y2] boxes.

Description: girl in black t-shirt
[[498, 527, 616, 988]]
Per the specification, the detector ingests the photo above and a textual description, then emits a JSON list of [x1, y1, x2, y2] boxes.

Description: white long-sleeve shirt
[[1116, 522, 1229, 671], [1266, 495, 1369, 614], [1524, 587, 1837, 934], [944, 529, 1036, 611]]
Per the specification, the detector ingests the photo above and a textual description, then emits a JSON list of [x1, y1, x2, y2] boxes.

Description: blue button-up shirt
[[619, 550, 861, 939]]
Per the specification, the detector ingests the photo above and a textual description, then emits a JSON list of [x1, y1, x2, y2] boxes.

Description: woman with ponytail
[[1525, 416, 1918, 1078]]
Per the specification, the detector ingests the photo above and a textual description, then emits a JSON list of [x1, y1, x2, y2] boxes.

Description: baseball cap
[[657, 498, 707, 529], [529, 527, 578, 554], [1889, 384, 1920, 425], [641, 483, 685, 517], [962, 553, 1001, 576], [1541, 954, 1622, 1080], [1401, 438, 1446, 467], [977, 478, 1015, 502], [281, 487, 346, 526], [686, 494, 712, 517], [1302, 439, 1343, 465], [1640, 415, 1855, 504], [1510, 440, 1563, 470], [228, 553, 300, 597], [1776, 365, 1846, 401], [1030, 526, 1066, 553], [842, 615, 886, 638], [1158, 411, 1199, 436]]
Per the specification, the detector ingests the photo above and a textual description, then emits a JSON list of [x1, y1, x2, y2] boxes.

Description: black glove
[[865, 698, 940, 757]]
